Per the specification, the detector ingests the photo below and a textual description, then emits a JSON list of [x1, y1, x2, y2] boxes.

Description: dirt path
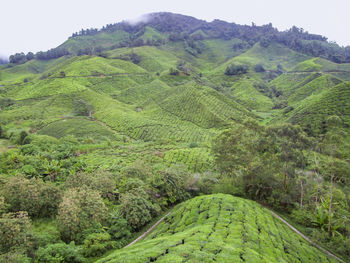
[[268, 209, 345, 263], [124, 212, 171, 248]]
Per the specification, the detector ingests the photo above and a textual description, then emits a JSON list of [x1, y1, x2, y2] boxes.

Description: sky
[[1, 0, 349, 59]]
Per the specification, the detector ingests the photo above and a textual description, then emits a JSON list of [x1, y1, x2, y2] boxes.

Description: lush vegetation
[[1, 12, 350, 263], [97, 194, 337, 263]]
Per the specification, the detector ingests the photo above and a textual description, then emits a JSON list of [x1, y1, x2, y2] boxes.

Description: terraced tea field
[[98, 194, 337, 263]]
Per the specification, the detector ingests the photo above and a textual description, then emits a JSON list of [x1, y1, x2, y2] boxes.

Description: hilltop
[[97, 194, 338, 263]]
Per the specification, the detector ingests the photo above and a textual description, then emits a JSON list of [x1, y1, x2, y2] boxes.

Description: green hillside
[[1, 12, 350, 263], [98, 194, 337, 263]]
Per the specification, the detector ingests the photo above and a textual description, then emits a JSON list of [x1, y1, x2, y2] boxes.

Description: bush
[[224, 64, 249, 75], [189, 142, 198, 148], [36, 242, 85, 263], [0, 211, 33, 254], [0, 251, 31, 263], [105, 212, 131, 247], [1, 176, 62, 218], [57, 187, 107, 242], [169, 68, 179, 76], [17, 131, 29, 145], [120, 189, 159, 230], [83, 232, 114, 257], [73, 99, 93, 116], [254, 63, 265, 72], [65, 171, 116, 198]]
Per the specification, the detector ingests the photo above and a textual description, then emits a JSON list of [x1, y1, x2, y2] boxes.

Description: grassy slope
[[212, 42, 309, 75], [2, 39, 350, 169], [286, 82, 350, 134], [58, 30, 130, 53], [97, 194, 337, 263]]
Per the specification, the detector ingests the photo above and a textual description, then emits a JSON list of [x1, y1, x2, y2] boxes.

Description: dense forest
[[0, 12, 350, 263]]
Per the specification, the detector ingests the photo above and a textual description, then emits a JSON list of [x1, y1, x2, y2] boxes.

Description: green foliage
[[1, 176, 62, 218], [97, 194, 337, 263], [169, 67, 179, 76], [120, 188, 160, 230], [1, 14, 350, 261], [224, 63, 249, 75], [36, 242, 85, 263], [73, 99, 93, 116], [0, 211, 32, 254], [0, 251, 31, 263], [105, 212, 131, 247], [83, 232, 115, 257], [57, 187, 107, 242], [65, 171, 116, 198], [254, 63, 265, 72], [150, 165, 190, 205]]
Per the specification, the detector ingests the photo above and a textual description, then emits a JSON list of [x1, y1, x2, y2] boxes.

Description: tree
[[1, 176, 62, 218], [259, 36, 271, 47], [17, 131, 29, 145], [266, 124, 309, 192], [120, 188, 159, 230], [26, 52, 34, 61], [57, 187, 107, 242], [169, 68, 179, 76], [83, 232, 114, 257], [0, 211, 32, 254], [150, 165, 189, 205], [36, 242, 85, 263], [105, 211, 131, 247], [224, 63, 249, 75], [254, 63, 265, 72], [9, 53, 26, 64], [65, 171, 116, 198], [0, 251, 31, 263], [321, 115, 345, 237], [213, 119, 266, 182], [73, 99, 93, 116]]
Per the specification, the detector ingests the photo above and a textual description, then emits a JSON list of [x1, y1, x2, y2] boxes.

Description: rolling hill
[[97, 194, 337, 263], [1, 12, 350, 263]]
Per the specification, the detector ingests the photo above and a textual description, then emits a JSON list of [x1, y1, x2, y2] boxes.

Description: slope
[[97, 194, 337, 263], [286, 82, 350, 135]]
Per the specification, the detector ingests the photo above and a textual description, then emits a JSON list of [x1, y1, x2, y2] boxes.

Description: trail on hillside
[[124, 212, 171, 248], [268, 209, 345, 263]]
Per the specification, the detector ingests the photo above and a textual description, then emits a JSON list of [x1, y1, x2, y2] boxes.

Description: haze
[[1, 0, 349, 58]]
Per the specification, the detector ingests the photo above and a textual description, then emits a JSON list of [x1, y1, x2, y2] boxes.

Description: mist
[[124, 14, 152, 26]]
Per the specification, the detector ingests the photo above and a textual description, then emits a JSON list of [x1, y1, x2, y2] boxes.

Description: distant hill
[[1, 12, 350, 263], [8, 12, 350, 64]]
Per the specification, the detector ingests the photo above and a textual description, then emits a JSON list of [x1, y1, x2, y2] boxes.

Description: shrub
[[73, 99, 93, 116], [83, 232, 114, 257], [57, 187, 107, 242], [105, 212, 131, 247], [0, 211, 33, 254], [169, 68, 179, 76], [224, 64, 249, 75], [0, 251, 31, 263], [189, 142, 198, 148], [1, 176, 62, 218], [120, 189, 159, 230], [36, 242, 85, 263], [254, 63, 265, 72], [17, 131, 29, 145], [65, 171, 116, 198]]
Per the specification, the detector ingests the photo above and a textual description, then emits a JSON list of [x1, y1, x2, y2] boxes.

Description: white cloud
[[0, 0, 349, 57]]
